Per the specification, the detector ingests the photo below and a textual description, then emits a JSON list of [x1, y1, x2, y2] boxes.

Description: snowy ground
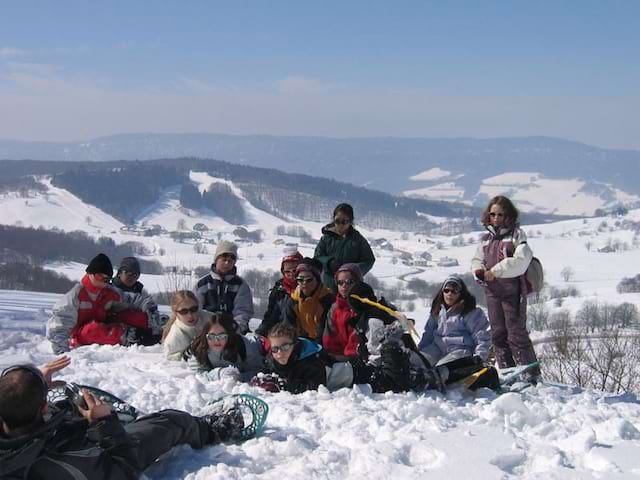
[[2, 290, 640, 479]]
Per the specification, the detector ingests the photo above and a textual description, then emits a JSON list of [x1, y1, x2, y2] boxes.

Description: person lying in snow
[[47, 253, 152, 354], [250, 322, 425, 394], [183, 312, 268, 382], [162, 290, 216, 361], [0, 357, 246, 480]]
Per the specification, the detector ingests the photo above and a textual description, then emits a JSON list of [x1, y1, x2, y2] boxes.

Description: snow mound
[[2, 289, 640, 479]]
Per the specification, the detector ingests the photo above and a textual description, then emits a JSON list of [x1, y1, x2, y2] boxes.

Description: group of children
[[47, 195, 540, 396]]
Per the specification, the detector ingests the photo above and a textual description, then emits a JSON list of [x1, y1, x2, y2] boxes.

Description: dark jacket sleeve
[[285, 356, 328, 394], [85, 414, 139, 478], [355, 231, 376, 276], [314, 235, 333, 271], [256, 287, 284, 336]]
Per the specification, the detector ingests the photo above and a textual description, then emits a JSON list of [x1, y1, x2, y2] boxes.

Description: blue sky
[[1, 1, 639, 148]]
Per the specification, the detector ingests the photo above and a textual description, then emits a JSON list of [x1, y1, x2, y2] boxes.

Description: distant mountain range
[[2, 133, 639, 215]]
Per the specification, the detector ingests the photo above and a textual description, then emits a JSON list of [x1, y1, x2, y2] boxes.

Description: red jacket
[[322, 295, 360, 358]]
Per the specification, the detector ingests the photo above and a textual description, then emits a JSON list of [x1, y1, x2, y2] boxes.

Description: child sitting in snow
[[183, 312, 267, 381], [251, 322, 421, 394]]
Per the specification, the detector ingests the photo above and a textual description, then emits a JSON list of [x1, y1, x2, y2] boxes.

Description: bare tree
[[560, 266, 575, 282]]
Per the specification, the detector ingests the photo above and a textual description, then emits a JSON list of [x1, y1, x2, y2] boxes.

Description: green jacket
[[314, 223, 375, 290]]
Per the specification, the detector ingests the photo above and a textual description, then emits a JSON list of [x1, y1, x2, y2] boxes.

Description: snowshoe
[[47, 382, 140, 423], [498, 361, 541, 388], [206, 394, 269, 440]]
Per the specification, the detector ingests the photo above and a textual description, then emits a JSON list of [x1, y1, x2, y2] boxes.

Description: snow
[[404, 171, 640, 216], [409, 167, 452, 182], [1, 290, 640, 479], [3, 178, 640, 478]]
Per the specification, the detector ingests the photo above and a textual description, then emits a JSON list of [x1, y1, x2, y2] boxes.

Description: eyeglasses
[[93, 273, 110, 282], [334, 218, 352, 226], [176, 305, 199, 315], [296, 276, 315, 284], [443, 288, 460, 294], [121, 269, 139, 278], [206, 333, 229, 342], [271, 342, 295, 354], [336, 278, 356, 287], [489, 212, 505, 218]]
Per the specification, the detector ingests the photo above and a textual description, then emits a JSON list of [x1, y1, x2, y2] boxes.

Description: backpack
[[524, 257, 544, 294]]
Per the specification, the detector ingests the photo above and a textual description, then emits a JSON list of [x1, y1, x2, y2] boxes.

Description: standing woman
[[314, 203, 375, 291], [471, 196, 539, 378]]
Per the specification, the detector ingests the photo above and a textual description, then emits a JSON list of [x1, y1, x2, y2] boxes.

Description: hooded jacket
[[193, 266, 253, 334], [323, 295, 360, 359], [417, 303, 492, 366], [0, 408, 137, 480], [314, 223, 375, 290]]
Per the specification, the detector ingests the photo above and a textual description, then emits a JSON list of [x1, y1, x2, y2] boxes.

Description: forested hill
[[0, 158, 475, 230], [1, 158, 566, 230]]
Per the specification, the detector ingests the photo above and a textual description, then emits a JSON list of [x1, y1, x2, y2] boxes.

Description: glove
[[250, 373, 287, 393], [218, 366, 241, 381], [472, 355, 484, 366]]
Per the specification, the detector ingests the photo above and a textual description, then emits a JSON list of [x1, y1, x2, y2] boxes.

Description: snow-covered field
[[3, 175, 640, 478], [1, 290, 640, 479]]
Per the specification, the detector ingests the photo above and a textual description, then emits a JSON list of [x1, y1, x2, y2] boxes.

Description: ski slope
[[1, 289, 639, 479]]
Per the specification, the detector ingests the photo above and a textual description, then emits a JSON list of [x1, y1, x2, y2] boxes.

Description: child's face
[[282, 261, 298, 282], [175, 300, 199, 326], [206, 323, 229, 351], [489, 203, 506, 228], [336, 271, 356, 299], [215, 253, 236, 274], [296, 273, 318, 297], [88, 273, 109, 289], [269, 335, 296, 365]]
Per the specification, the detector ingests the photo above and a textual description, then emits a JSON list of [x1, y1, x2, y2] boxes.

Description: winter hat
[[334, 263, 363, 282], [118, 256, 140, 275], [281, 251, 303, 272], [86, 253, 113, 277], [295, 257, 322, 282], [442, 275, 464, 292], [214, 240, 238, 261]]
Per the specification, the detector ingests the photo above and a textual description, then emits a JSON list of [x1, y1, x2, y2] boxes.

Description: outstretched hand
[[40, 355, 71, 386], [78, 389, 112, 423]]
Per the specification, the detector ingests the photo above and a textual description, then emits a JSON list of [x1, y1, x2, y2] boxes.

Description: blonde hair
[[161, 290, 199, 342]]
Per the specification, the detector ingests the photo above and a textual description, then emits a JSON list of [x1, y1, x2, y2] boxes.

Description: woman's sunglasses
[[271, 342, 295, 354], [206, 333, 229, 342], [443, 288, 460, 294], [336, 278, 356, 287], [334, 218, 352, 226], [176, 305, 199, 315]]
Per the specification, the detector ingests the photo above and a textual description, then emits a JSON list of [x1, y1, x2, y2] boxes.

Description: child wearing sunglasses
[[163, 291, 214, 360], [418, 276, 491, 368], [282, 258, 334, 342], [48, 253, 133, 354], [252, 322, 429, 394], [314, 203, 375, 291], [322, 263, 364, 361], [471, 195, 540, 380], [184, 312, 267, 381]]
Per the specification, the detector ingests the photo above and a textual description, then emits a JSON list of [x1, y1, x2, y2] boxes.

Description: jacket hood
[[321, 222, 355, 237], [0, 409, 68, 477], [297, 337, 323, 360]]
